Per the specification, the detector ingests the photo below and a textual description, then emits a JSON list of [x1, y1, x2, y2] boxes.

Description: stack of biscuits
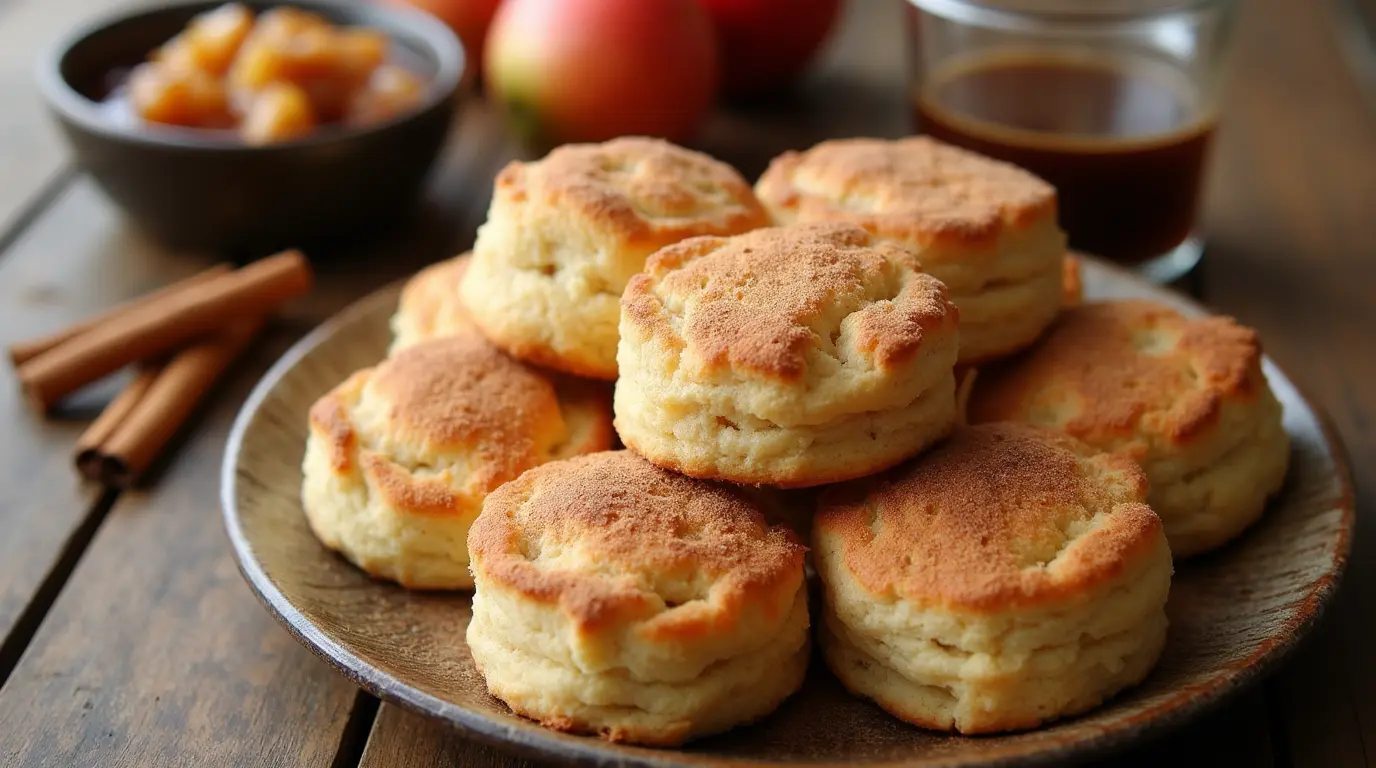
[[300, 135, 1290, 745]]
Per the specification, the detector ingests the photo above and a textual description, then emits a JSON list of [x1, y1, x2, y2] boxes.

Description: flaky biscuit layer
[[814, 424, 1172, 733], [469, 588, 809, 745]]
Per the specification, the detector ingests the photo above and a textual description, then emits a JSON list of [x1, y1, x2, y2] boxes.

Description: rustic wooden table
[[0, 1, 1371, 766]]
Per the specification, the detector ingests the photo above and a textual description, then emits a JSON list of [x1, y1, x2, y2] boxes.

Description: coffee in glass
[[907, 0, 1236, 282]]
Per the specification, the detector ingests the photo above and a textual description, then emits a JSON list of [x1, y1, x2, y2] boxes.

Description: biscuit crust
[[755, 137, 1066, 363], [814, 423, 1172, 734], [495, 136, 768, 247], [756, 136, 1056, 248], [467, 451, 809, 745], [301, 337, 613, 589], [624, 223, 952, 381], [615, 223, 960, 486], [469, 451, 805, 637], [969, 300, 1290, 556], [971, 300, 1260, 444], [462, 138, 769, 379], [816, 423, 1162, 611], [389, 253, 476, 353]]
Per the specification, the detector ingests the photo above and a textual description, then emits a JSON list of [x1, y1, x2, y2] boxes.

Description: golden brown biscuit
[[462, 137, 769, 379], [615, 222, 960, 487], [467, 450, 809, 745], [814, 423, 1172, 734], [968, 300, 1290, 557], [756, 137, 1066, 362], [389, 253, 477, 353], [301, 336, 613, 589]]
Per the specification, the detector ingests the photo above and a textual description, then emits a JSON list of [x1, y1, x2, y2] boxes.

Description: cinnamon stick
[[8, 263, 232, 368], [18, 250, 311, 409], [74, 366, 162, 480], [94, 317, 264, 489]]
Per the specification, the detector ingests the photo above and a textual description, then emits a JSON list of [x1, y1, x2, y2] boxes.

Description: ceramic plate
[[222, 258, 1353, 767]]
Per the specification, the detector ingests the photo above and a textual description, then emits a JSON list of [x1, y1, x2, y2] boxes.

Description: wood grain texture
[[361, 705, 542, 768], [0, 0, 135, 243], [0, 182, 211, 664], [221, 260, 1351, 767], [361, 692, 1278, 768], [1202, 0, 1376, 764], [0, 367, 364, 766]]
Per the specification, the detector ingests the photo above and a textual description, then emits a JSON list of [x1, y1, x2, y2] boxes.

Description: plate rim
[[221, 258, 1355, 768]]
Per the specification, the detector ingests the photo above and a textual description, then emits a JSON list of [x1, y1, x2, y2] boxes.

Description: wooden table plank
[[0, 182, 215, 675], [359, 690, 1279, 768], [0, 0, 137, 245], [359, 691, 1279, 768], [0, 0, 156, 667], [360, 706, 541, 768], [1201, 0, 1376, 765]]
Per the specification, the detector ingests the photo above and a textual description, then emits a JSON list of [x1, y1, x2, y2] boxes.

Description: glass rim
[[906, 0, 1231, 28]]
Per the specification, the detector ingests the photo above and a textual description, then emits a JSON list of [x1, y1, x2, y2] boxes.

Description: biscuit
[[755, 137, 1066, 363], [814, 423, 1172, 734], [616, 222, 960, 487], [466, 450, 809, 745], [462, 137, 769, 380], [389, 253, 477, 353], [301, 336, 614, 589], [968, 300, 1290, 557]]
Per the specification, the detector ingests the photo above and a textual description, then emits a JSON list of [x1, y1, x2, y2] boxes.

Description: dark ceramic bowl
[[38, 0, 465, 252]]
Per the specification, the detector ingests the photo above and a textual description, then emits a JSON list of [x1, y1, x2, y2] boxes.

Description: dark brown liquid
[[916, 54, 1216, 265]]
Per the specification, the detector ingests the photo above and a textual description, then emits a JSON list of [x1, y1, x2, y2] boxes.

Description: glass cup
[[906, 0, 1237, 282]]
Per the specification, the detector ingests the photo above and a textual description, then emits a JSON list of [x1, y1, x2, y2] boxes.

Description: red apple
[[385, 0, 502, 80], [698, 0, 842, 93], [484, 0, 719, 144]]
